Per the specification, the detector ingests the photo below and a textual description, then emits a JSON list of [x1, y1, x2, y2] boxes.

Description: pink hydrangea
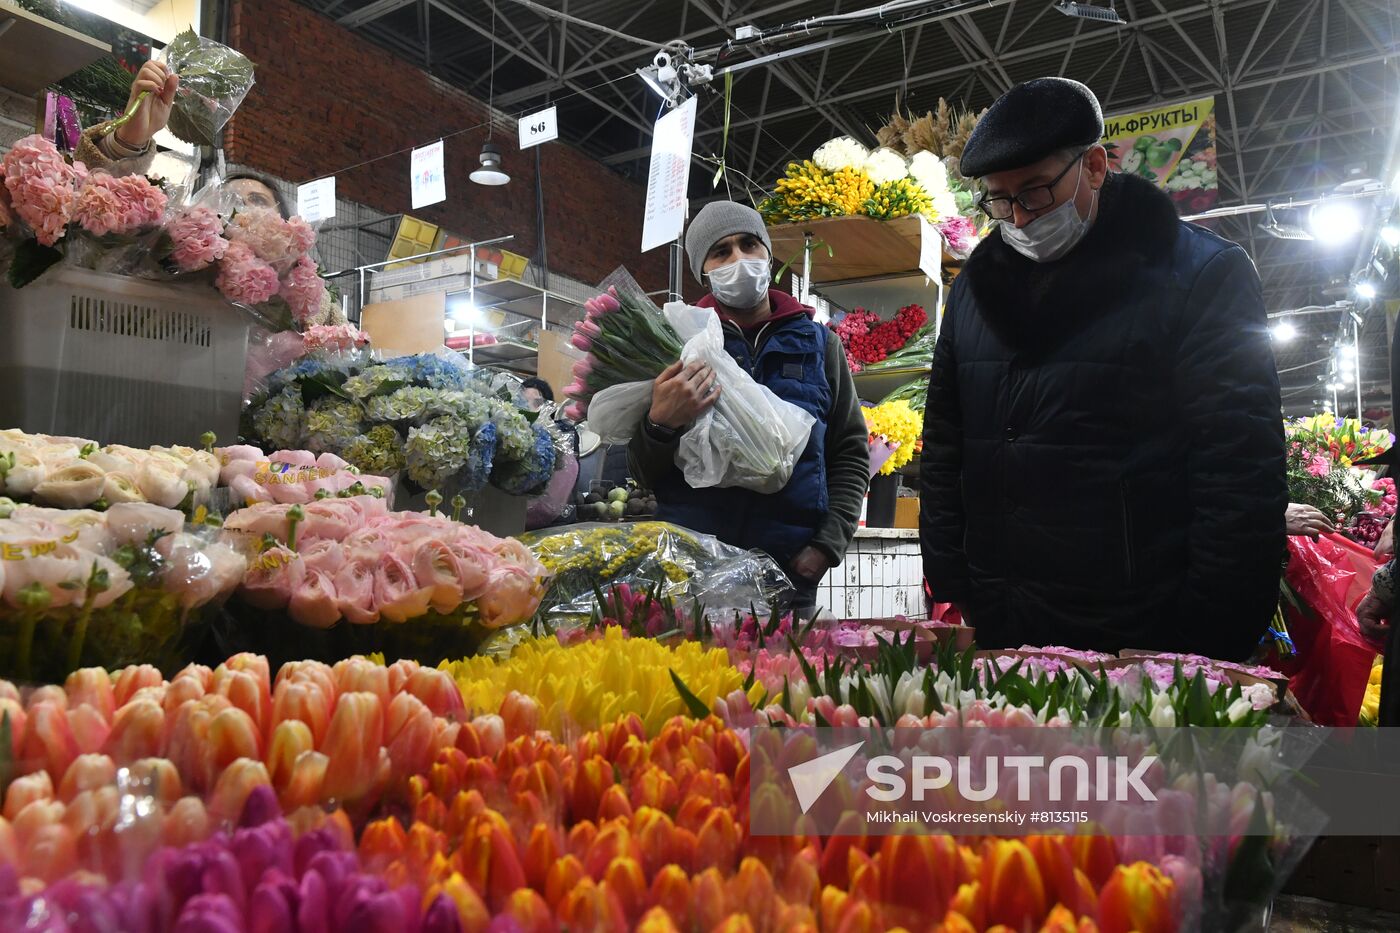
[[72, 173, 168, 237], [2, 134, 83, 246], [216, 241, 280, 305], [166, 206, 230, 272], [279, 255, 326, 324], [303, 323, 368, 353], [226, 207, 308, 268]]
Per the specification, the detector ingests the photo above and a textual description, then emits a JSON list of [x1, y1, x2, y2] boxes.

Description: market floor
[[1270, 895, 1400, 931]]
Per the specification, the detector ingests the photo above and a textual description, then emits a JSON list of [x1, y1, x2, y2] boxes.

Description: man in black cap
[[920, 77, 1286, 660]]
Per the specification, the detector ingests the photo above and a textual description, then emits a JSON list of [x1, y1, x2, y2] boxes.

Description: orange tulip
[[598, 784, 634, 822], [162, 674, 206, 717], [981, 839, 1048, 930], [876, 834, 963, 925], [205, 705, 262, 784], [113, 665, 163, 708], [1029, 836, 1099, 920], [545, 853, 587, 908], [212, 667, 272, 738], [331, 657, 390, 707], [428, 872, 491, 933], [694, 807, 741, 873], [500, 691, 541, 740], [690, 867, 728, 932], [4, 771, 54, 821], [57, 754, 115, 803], [162, 795, 211, 847], [386, 659, 419, 695], [949, 881, 984, 931], [207, 757, 271, 825], [0, 815, 17, 867], [1097, 862, 1176, 933], [570, 756, 616, 824], [937, 909, 980, 933], [266, 719, 313, 790], [126, 758, 182, 805], [164, 695, 229, 791], [320, 691, 385, 805], [636, 906, 682, 933], [1039, 904, 1100, 932], [725, 857, 777, 929], [0, 700, 26, 760], [500, 888, 555, 933], [1070, 835, 1120, 889], [104, 699, 165, 765], [522, 821, 561, 891], [712, 915, 756, 933], [24, 822, 78, 882], [559, 877, 629, 932], [602, 855, 648, 922], [64, 668, 115, 722], [11, 799, 65, 855], [584, 821, 642, 881], [631, 765, 681, 813], [459, 818, 527, 910], [360, 816, 409, 868], [29, 685, 68, 709], [649, 863, 692, 920], [277, 659, 336, 695], [20, 703, 79, 781], [386, 692, 437, 787], [271, 680, 333, 748]]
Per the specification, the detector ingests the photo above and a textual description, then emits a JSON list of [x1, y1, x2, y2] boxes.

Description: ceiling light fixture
[[1053, 1, 1127, 25], [1355, 281, 1378, 301], [1259, 206, 1314, 241], [472, 1, 510, 187], [1270, 321, 1298, 342], [1310, 200, 1363, 243], [1381, 226, 1400, 248]]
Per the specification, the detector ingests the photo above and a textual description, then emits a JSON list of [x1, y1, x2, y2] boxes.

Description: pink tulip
[[64, 669, 116, 722], [113, 665, 164, 708], [0, 699, 27, 759], [164, 795, 212, 847], [499, 692, 540, 740], [331, 659, 389, 709], [164, 695, 232, 792], [57, 753, 116, 803], [0, 680, 18, 703], [470, 715, 506, 758], [29, 685, 68, 710], [163, 673, 208, 717], [208, 758, 272, 825], [385, 693, 435, 786], [271, 680, 333, 749], [571, 358, 593, 379], [25, 822, 78, 882], [21, 702, 79, 781], [320, 692, 384, 805], [67, 703, 111, 755], [570, 333, 592, 352], [3, 771, 54, 821], [563, 403, 584, 421], [598, 292, 620, 314], [385, 660, 419, 696], [562, 380, 586, 398], [576, 319, 602, 340]]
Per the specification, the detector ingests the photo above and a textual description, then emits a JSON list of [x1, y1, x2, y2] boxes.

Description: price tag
[[918, 216, 941, 283], [296, 176, 336, 223], [641, 96, 697, 253], [411, 140, 447, 209], [518, 106, 558, 150]]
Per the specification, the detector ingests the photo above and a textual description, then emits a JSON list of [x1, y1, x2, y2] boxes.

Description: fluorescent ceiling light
[[1270, 321, 1297, 342]]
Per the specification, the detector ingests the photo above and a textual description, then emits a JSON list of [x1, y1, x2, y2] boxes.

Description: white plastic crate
[[0, 266, 249, 447]]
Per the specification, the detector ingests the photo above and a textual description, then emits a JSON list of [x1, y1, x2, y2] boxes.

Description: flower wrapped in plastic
[[0, 429, 221, 510], [248, 385, 307, 453], [303, 398, 365, 454], [404, 417, 477, 492], [0, 500, 245, 680], [215, 445, 393, 507], [343, 425, 407, 475], [490, 423, 557, 497]]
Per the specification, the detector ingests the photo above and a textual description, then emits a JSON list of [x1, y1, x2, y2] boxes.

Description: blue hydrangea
[[491, 424, 557, 496], [459, 422, 499, 492]]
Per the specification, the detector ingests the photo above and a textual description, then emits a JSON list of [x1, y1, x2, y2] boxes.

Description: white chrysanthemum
[[863, 147, 909, 186], [931, 190, 960, 220], [813, 136, 869, 172], [909, 151, 950, 193]]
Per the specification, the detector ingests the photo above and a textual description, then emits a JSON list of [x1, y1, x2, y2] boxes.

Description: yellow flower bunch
[[760, 161, 875, 222], [864, 178, 934, 220], [523, 521, 695, 583], [1360, 655, 1383, 725], [865, 399, 923, 474], [441, 628, 755, 735]]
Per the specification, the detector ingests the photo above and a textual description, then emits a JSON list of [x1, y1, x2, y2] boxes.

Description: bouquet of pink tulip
[[565, 289, 816, 493], [216, 445, 393, 508], [0, 501, 245, 681], [221, 495, 548, 665]]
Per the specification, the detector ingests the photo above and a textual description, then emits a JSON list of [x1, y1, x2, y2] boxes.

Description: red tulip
[[876, 834, 964, 924], [558, 877, 628, 932], [1029, 835, 1099, 920], [570, 756, 616, 824], [546, 853, 587, 909], [1071, 835, 1120, 889]]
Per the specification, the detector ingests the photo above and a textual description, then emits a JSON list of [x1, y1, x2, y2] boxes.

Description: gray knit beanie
[[684, 201, 773, 283]]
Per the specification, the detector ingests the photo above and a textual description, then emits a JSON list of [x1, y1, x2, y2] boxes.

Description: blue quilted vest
[[656, 313, 830, 567]]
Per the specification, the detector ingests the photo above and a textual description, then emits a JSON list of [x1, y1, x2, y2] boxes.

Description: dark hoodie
[[628, 289, 870, 568]]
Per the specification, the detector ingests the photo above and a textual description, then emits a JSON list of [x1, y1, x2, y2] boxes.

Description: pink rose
[[223, 502, 293, 540], [289, 570, 340, 629], [315, 452, 350, 472], [408, 539, 464, 614], [333, 557, 379, 624], [269, 449, 317, 468], [216, 241, 280, 305], [476, 565, 541, 629], [374, 552, 433, 623], [240, 546, 305, 610], [299, 498, 360, 542], [157, 536, 245, 610], [446, 542, 492, 602], [299, 539, 346, 577], [104, 502, 185, 546]]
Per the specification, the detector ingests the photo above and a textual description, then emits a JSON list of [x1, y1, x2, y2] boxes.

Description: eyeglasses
[[975, 152, 1086, 220]]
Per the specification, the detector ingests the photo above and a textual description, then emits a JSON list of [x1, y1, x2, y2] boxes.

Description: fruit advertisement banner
[[1102, 95, 1218, 216]]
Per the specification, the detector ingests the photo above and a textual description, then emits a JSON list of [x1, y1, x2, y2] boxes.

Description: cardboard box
[[536, 329, 585, 400], [360, 293, 445, 356], [894, 497, 919, 529]]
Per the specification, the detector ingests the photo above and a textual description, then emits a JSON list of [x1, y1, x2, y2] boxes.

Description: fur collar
[[960, 173, 1183, 351]]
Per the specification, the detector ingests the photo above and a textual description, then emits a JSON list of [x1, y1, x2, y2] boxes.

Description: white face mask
[[1000, 160, 1097, 263], [707, 257, 771, 310]]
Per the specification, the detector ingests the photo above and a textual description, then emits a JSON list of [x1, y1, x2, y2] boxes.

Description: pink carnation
[[226, 207, 309, 269], [216, 241, 280, 305], [167, 206, 230, 272], [1306, 452, 1331, 478], [2, 134, 83, 246], [279, 255, 326, 324], [72, 173, 168, 237], [303, 323, 369, 353]]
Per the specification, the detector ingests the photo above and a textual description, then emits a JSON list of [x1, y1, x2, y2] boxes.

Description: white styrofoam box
[[818, 530, 923, 619], [0, 266, 249, 448]]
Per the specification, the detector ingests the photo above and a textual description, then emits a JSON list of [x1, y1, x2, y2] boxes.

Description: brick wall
[[224, 0, 668, 291]]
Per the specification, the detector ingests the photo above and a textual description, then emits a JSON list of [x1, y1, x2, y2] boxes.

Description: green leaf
[[8, 239, 64, 289], [1185, 669, 1215, 726], [669, 669, 714, 720]]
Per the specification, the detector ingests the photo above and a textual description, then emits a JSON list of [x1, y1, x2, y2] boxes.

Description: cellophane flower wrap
[[567, 289, 816, 494], [0, 499, 244, 680]]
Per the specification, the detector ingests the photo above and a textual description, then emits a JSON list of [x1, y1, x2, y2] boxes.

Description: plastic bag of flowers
[[211, 443, 395, 510], [0, 499, 246, 681], [519, 520, 791, 629], [217, 494, 548, 666]]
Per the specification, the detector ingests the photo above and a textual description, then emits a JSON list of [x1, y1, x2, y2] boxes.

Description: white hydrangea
[[909, 151, 951, 193], [813, 136, 869, 173], [862, 147, 910, 186]]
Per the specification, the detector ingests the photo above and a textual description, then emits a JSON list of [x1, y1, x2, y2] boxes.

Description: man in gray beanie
[[628, 200, 870, 617]]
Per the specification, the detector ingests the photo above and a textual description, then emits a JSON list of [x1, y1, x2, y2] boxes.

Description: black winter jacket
[[920, 173, 1287, 660]]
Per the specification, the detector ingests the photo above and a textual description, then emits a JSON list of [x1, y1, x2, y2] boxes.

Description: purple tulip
[[248, 875, 298, 933], [421, 893, 465, 933], [295, 868, 330, 933], [172, 893, 244, 933], [239, 784, 281, 829], [232, 821, 293, 894]]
